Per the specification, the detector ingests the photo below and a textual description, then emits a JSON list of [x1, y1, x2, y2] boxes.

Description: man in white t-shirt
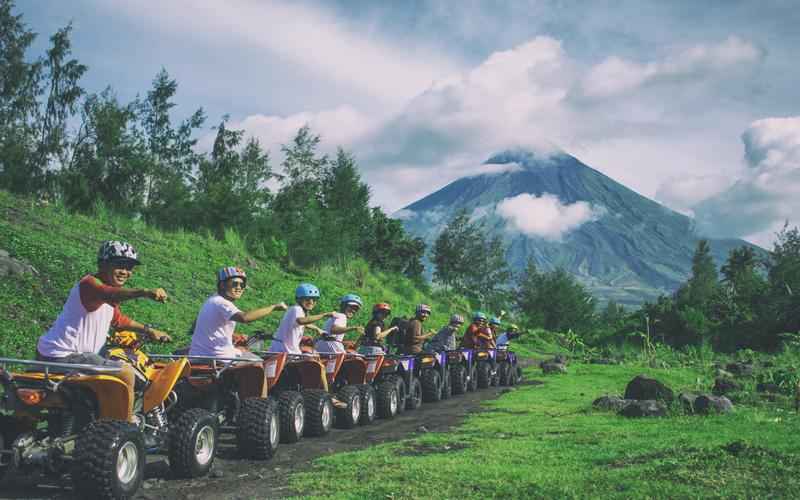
[[190, 267, 287, 359], [315, 294, 365, 353], [268, 283, 335, 354], [496, 324, 521, 347]]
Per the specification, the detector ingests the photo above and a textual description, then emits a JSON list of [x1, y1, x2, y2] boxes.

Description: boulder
[[541, 362, 567, 375], [712, 378, 741, 396], [0, 250, 36, 277], [619, 400, 667, 418], [624, 375, 674, 402], [678, 391, 701, 413], [592, 395, 631, 412], [726, 362, 754, 377], [694, 395, 733, 414]]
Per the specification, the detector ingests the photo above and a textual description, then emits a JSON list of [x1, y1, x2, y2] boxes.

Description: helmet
[[295, 283, 321, 299], [489, 316, 502, 326], [373, 302, 391, 314], [450, 314, 464, 324], [416, 304, 432, 315], [472, 311, 487, 321], [340, 293, 363, 308], [509, 323, 519, 332], [217, 266, 247, 284], [98, 240, 140, 264]]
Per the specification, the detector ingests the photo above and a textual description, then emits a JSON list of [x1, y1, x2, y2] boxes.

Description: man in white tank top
[[36, 241, 171, 421]]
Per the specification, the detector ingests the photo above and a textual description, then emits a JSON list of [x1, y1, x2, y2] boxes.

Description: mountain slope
[[398, 149, 760, 306]]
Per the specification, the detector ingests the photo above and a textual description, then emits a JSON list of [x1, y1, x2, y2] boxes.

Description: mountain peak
[[484, 147, 570, 171]]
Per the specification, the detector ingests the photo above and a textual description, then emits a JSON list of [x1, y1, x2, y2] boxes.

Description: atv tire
[[467, 364, 478, 392], [334, 386, 361, 429], [477, 362, 491, 389], [168, 408, 218, 478], [490, 364, 501, 386], [421, 369, 441, 403], [376, 379, 399, 419], [72, 420, 145, 500], [406, 376, 423, 410], [236, 398, 279, 460], [0, 415, 15, 481], [357, 384, 377, 425], [498, 362, 511, 385], [303, 389, 333, 437], [392, 376, 407, 414], [441, 370, 452, 400], [451, 365, 468, 395], [515, 365, 524, 384], [277, 391, 305, 443]]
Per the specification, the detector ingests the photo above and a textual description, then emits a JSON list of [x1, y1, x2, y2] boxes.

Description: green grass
[[0, 190, 469, 358], [290, 363, 800, 499]]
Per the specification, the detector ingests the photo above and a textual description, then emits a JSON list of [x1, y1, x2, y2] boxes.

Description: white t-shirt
[[189, 294, 242, 358], [269, 305, 306, 354], [322, 312, 347, 341], [496, 333, 509, 346]]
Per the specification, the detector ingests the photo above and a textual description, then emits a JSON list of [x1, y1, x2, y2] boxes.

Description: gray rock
[[592, 395, 631, 412], [0, 251, 36, 277], [678, 391, 701, 413], [712, 378, 741, 396], [756, 382, 781, 394], [619, 399, 667, 418], [541, 362, 567, 374], [694, 395, 733, 414], [624, 375, 674, 402]]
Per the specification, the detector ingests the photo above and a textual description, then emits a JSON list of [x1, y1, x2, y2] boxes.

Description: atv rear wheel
[[441, 370, 452, 400], [467, 364, 478, 392], [357, 384, 376, 425], [0, 415, 14, 481], [335, 386, 361, 429], [490, 364, 501, 386], [392, 376, 407, 414], [277, 391, 305, 443], [303, 390, 333, 437], [450, 365, 467, 395], [72, 420, 145, 500], [236, 398, 279, 460], [421, 369, 441, 403], [515, 365, 523, 384], [168, 408, 218, 478], [375, 380, 399, 419], [477, 362, 491, 389], [406, 376, 423, 410], [498, 362, 511, 385]]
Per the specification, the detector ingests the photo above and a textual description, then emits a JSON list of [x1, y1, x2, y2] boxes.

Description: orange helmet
[[373, 302, 391, 314]]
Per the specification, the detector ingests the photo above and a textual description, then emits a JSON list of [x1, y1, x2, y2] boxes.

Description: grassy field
[[290, 361, 800, 499], [0, 190, 469, 358]]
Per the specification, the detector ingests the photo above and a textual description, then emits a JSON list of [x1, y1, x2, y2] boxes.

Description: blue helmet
[[295, 283, 321, 299], [472, 311, 487, 321], [489, 316, 502, 326], [340, 293, 363, 308]]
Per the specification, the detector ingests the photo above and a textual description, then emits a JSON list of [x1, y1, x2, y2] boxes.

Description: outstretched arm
[[232, 302, 288, 323]]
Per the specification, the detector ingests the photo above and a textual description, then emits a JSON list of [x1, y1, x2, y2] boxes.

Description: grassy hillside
[[291, 362, 800, 499], [0, 190, 469, 359]]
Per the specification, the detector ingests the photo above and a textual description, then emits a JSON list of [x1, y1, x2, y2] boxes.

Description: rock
[[592, 395, 631, 412], [756, 382, 781, 394], [0, 250, 37, 277], [619, 400, 667, 418], [623, 375, 674, 402], [541, 362, 567, 374], [726, 362, 754, 377], [678, 391, 701, 413], [694, 395, 733, 414], [712, 378, 741, 396]]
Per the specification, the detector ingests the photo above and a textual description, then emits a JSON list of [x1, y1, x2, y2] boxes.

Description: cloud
[[693, 117, 800, 240], [581, 36, 763, 99], [655, 173, 735, 216], [496, 193, 603, 240], [392, 208, 415, 220]]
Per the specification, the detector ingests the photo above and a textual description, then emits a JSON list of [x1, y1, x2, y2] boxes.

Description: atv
[[446, 348, 476, 394], [0, 334, 217, 500], [473, 348, 499, 389], [369, 353, 422, 413], [317, 351, 376, 428], [416, 351, 451, 403], [361, 352, 400, 419], [496, 345, 523, 385]]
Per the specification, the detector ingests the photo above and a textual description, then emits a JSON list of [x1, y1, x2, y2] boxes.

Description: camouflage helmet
[[97, 240, 140, 265]]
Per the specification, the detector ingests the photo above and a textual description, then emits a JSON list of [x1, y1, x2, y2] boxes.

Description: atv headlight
[[17, 388, 47, 406]]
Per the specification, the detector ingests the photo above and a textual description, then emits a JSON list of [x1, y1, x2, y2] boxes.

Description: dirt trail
[[1, 382, 535, 500]]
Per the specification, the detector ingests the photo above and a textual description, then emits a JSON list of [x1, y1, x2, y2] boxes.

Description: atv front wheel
[[375, 379, 399, 419], [467, 364, 478, 392], [421, 369, 441, 403], [498, 362, 511, 385], [392, 376, 407, 414], [441, 370, 452, 400], [335, 386, 361, 429], [357, 384, 376, 425], [168, 408, 218, 478], [303, 390, 333, 437], [72, 420, 145, 500], [277, 391, 305, 443], [406, 376, 423, 410], [476, 362, 491, 389], [450, 365, 467, 395], [236, 398, 279, 460]]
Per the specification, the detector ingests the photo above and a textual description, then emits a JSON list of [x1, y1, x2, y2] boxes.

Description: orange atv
[[0, 336, 218, 499], [317, 351, 376, 429]]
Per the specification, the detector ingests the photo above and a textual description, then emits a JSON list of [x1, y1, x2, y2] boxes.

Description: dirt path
[[1, 383, 531, 500]]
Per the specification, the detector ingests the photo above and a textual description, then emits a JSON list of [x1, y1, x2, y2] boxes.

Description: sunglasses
[[228, 280, 246, 290], [112, 262, 136, 271]]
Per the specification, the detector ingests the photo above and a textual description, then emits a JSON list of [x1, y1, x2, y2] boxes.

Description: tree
[[432, 209, 474, 291], [321, 148, 372, 263], [359, 207, 426, 280], [515, 262, 595, 333]]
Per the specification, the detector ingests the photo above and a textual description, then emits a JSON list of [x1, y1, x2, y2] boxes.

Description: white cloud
[[582, 36, 763, 98], [693, 117, 800, 240], [655, 173, 735, 216], [496, 193, 603, 240]]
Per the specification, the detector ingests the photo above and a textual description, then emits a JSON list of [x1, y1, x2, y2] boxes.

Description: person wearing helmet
[[189, 267, 288, 360], [400, 304, 436, 355], [315, 294, 365, 353], [358, 302, 399, 355], [36, 240, 171, 421], [268, 283, 335, 354], [461, 311, 491, 349], [497, 324, 521, 346], [427, 314, 465, 352]]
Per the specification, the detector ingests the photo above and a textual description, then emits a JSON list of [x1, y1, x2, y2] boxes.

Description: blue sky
[[20, 0, 800, 246]]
